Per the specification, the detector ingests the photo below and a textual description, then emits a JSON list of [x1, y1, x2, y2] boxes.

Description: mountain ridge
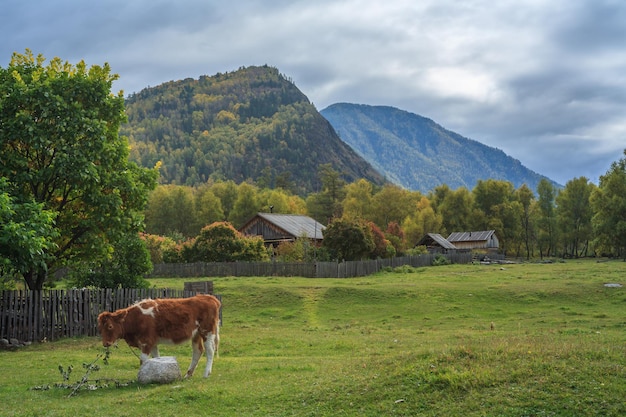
[[121, 65, 559, 195], [121, 66, 387, 195], [320, 102, 559, 193]]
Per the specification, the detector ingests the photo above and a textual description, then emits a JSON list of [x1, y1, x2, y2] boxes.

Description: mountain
[[320, 103, 558, 193], [121, 66, 386, 195]]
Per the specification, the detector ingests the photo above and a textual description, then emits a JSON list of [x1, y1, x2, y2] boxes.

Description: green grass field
[[1, 260, 625, 416]]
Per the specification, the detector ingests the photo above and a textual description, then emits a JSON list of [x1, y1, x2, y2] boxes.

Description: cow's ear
[[119, 310, 128, 322]]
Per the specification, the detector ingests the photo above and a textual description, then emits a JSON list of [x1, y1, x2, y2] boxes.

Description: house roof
[[251, 213, 325, 239], [417, 233, 457, 250], [447, 230, 496, 243]]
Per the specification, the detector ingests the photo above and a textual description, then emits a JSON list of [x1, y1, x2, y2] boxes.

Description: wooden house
[[447, 230, 499, 252], [238, 213, 325, 247], [415, 233, 458, 254]]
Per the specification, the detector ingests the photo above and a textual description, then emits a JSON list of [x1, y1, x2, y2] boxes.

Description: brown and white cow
[[97, 294, 221, 378]]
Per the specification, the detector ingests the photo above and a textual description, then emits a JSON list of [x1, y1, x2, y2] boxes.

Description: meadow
[[1, 260, 625, 416]]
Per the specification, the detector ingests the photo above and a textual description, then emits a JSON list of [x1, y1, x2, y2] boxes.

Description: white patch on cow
[[135, 299, 158, 317], [190, 321, 201, 340], [139, 305, 156, 317]]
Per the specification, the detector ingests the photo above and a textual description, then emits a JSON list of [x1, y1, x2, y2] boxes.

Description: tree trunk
[[23, 267, 48, 290]]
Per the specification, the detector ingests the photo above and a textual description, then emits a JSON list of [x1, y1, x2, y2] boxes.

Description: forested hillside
[[121, 66, 386, 195], [321, 103, 559, 193]]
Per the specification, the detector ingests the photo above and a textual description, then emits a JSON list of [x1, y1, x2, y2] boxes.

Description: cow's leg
[[202, 333, 217, 378], [186, 337, 204, 378], [139, 346, 151, 365], [150, 345, 160, 358]]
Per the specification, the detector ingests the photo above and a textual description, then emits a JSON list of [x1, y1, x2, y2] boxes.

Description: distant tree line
[[141, 153, 626, 265]]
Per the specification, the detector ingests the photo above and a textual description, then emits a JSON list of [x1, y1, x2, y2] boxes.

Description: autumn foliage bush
[[143, 222, 270, 264]]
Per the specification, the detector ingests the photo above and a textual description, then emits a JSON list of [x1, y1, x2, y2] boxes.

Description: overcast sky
[[2, 0, 625, 186]]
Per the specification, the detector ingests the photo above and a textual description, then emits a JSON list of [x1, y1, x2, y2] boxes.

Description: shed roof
[[417, 233, 457, 250], [250, 213, 325, 239], [447, 230, 496, 243]]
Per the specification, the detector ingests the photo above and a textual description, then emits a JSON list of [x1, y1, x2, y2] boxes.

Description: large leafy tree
[[69, 233, 151, 289], [256, 187, 306, 215], [306, 164, 346, 223], [472, 179, 519, 253], [322, 218, 374, 261], [0, 50, 157, 289], [145, 185, 200, 237], [342, 179, 374, 221], [431, 185, 474, 235], [195, 187, 226, 228], [370, 184, 420, 230], [402, 196, 443, 246], [591, 150, 626, 258], [536, 179, 558, 258], [472, 179, 515, 223], [555, 177, 595, 258], [230, 182, 261, 228], [514, 184, 537, 259], [209, 180, 239, 220], [367, 221, 395, 259]]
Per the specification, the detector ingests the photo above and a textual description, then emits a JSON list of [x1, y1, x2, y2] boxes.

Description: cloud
[[1, 0, 625, 186]]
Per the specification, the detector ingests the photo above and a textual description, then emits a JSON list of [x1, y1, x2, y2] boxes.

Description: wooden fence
[[148, 252, 478, 278], [150, 261, 316, 278], [0, 288, 210, 343]]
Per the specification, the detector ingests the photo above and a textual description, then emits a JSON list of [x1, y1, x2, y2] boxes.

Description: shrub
[[393, 265, 418, 273], [405, 245, 428, 256], [432, 254, 451, 266], [188, 222, 270, 262]]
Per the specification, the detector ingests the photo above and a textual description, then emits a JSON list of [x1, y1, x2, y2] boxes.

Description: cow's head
[[97, 310, 127, 347]]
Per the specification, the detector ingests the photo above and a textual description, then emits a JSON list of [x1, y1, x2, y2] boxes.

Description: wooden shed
[[415, 233, 458, 254], [238, 213, 325, 247], [447, 230, 499, 251]]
